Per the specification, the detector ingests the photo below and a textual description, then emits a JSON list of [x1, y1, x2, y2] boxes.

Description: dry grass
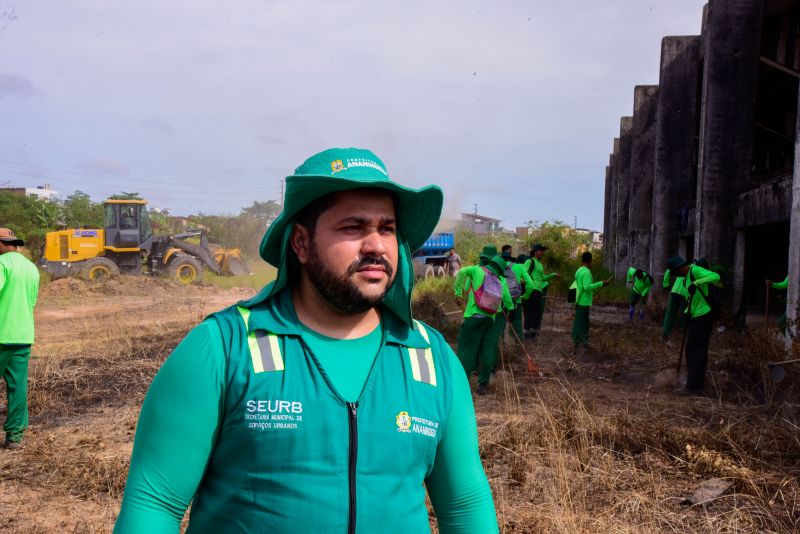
[[2, 280, 799, 532]]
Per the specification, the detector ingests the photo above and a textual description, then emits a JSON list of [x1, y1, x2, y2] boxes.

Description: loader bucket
[[213, 248, 252, 276]]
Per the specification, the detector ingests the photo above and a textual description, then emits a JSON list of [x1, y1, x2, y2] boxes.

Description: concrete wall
[[614, 117, 633, 279], [628, 85, 659, 271], [694, 0, 763, 274], [788, 86, 800, 352], [651, 36, 702, 276]]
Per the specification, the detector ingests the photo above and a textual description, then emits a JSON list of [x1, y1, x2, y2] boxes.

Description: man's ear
[[290, 224, 311, 264]]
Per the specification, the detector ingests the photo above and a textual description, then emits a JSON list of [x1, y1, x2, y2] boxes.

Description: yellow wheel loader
[[40, 199, 250, 284]]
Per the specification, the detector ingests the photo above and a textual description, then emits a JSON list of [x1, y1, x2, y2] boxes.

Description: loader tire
[[167, 254, 204, 285], [81, 257, 120, 281]]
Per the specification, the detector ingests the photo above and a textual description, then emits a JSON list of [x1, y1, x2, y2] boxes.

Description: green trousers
[[539, 286, 549, 325], [1, 344, 31, 443], [510, 306, 524, 340], [662, 293, 686, 338], [456, 316, 497, 386], [572, 305, 591, 349]]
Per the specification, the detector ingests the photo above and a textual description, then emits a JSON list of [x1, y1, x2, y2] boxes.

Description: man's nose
[[361, 230, 387, 256]]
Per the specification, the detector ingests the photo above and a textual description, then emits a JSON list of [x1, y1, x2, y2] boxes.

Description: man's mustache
[[347, 256, 394, 278]]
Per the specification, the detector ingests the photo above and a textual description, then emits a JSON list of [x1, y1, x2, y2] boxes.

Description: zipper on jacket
[[347, 401, 359, 534]]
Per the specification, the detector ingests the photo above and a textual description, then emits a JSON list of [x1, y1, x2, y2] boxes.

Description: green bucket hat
[[479, 244, 498, 262], [240, 147, 444, 326]]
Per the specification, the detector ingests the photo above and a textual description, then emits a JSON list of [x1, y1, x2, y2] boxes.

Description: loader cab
[[103, 199, 154, 252]]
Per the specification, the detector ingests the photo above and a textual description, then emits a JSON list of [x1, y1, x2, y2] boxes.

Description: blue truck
[[412, 232, 455, 278]]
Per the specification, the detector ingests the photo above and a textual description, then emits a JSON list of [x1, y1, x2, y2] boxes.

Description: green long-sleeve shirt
[[681, 264, 721, 319], [626, 267, 653, 298], [454, 265, 514, 318], [0, 251, 40, 345], [116, 318, 498, 533], [523, 258, 557, 292], [574, 265, 604, 307], [773, 276, 788, 291], [510, 263, 534, 302], [662, 269, 672, 290]]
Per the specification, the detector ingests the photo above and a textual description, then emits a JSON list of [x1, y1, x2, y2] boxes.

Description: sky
[[0, 1, 707, 230]]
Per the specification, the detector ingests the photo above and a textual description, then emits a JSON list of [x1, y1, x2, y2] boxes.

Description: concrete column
[[606, 139, 620, 270], [733, 230, 746, 318], [695, 0, 763, 277], [615, 117, 633, 279], [652, 36, 702, 277], [786, 88, 800, 351], [629, 85, 659, 272], [603, 164, 612, 264]]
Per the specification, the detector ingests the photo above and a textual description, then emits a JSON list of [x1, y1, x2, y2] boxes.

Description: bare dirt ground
[[1, 281, 799, 533], [0, 277, 255, 533]]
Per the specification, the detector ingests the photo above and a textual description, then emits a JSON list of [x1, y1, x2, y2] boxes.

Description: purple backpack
[[472, 267, 503, 314]]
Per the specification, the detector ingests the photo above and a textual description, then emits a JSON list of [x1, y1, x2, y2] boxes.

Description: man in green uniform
[[626, 267, 653, 321], [0, 228, 40, 449], [116, 148, 499, 533], [572, 252, 610, 353], [662, 257, 688, 343], [523, 243, 558, 339], [673, 257, 721, 394], [766, 276, 789, 332], [509, 253, 534, 341], [454, 245, 513, 395]]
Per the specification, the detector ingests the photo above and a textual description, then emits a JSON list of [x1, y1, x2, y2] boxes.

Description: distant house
[[0, 184, 59, 200], [515, 226, 533, 239], [461, 212, 502, 234], [575, 227, 603, 249]]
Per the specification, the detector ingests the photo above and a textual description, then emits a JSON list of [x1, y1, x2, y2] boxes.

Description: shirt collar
[[238, 285, 430, 349]]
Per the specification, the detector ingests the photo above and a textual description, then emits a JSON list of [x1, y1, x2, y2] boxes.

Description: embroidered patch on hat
[[330, 159, 345, 173]]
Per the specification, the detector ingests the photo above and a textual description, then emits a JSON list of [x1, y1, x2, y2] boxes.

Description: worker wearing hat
[[454, 244, 514, 395], [572, 251, 611, 353], [671, 255, 721, 394], [626, 267, 654, 321], [662, 256, 689, 342], [0, 228, 40, 449], [116, 148, 499, 532], [523, 243, 559, 338]]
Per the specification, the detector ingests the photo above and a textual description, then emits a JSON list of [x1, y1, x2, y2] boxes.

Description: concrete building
[[602, 0, 800, 348], [460, 212, 502, 234], [1, 184, 59, 200]]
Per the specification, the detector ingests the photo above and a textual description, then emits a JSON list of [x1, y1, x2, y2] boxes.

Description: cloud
[[0, 73, 42, 99], [141, 119, 175, 137], [78, 159, 130, 177]]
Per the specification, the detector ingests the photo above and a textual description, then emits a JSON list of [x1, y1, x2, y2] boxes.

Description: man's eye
[[381, 226, 396, 235]]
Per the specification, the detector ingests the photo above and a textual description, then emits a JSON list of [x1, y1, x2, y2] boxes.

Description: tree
[[109, 191, 142, 200], [240, 200, 281, 223], [63, 190, 103, 229]]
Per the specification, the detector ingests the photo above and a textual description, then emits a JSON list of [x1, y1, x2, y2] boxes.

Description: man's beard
[[306, 242, 396, 314]]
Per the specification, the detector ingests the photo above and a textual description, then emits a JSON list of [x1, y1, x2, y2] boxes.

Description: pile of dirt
[[39, 275, 227, 300]]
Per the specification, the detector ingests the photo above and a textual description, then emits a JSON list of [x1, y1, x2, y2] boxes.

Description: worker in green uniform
[[572, 252, 611, 353], [766, 275, 789, 332], [115, 148, 499, 533], [662, 257, 688, 342], [626, 267, 654, 321], [0, 228, 40, 449], [673, 256, 721, 394], [509, 253, 534, 341], [523, 243, 558, 338], [454, 245, 513, 395]]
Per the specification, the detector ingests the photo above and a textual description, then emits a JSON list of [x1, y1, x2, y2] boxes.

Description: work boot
[[639, 310, 645, 321], [477, 383, 488, 396], [628, 306, 634, 320], [4, 439, 23, 450]]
